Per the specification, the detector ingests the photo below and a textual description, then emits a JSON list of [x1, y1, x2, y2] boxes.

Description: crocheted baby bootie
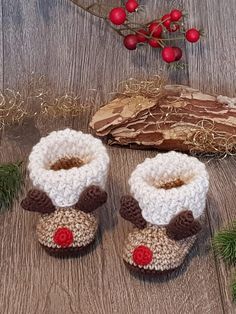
[[120, 151, 209, 274], [21, 129, 109, 257]]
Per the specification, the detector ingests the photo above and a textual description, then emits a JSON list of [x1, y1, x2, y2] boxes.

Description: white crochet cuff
[[129, 151, 209, 226], [28, 129, 110, 207]]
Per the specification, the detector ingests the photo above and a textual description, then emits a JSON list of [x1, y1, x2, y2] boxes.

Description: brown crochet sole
[[41, 241, 95, 258], [124, 261, 179, 276]]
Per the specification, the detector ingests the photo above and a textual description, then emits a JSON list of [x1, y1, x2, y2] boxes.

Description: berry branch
[[71, 0, 204, 64], [70, 1, 105, 19]]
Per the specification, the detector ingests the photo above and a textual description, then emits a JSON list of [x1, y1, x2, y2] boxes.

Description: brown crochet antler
[[166, 210, 202, 241], [120, 195, 147, 229], [21, 189, 56, 214], [75, 185, 107, 213]]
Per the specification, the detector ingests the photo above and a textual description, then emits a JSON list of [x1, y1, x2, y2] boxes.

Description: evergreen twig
[[232, 278, 236, 302], [213, 224, 236, 265], [213, 224, 236, 302], [0, 162, 24, 212]]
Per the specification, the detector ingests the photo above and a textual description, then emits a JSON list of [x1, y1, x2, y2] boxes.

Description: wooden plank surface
[[0, 0, 235, 313]]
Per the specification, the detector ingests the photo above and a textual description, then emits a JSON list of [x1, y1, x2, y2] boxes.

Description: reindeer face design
[[120, 151, 209, 274], [21, 129, 109, 257]]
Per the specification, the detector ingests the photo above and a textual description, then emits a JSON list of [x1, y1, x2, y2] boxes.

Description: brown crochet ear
[[21, 189, 56, 214], [166, 210, 202, 241], [75, 185, 107, 213], [120, 195, 147, 229]]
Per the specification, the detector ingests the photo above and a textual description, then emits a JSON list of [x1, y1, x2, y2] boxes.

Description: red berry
[[125, 0, 139, 13], [136, 29, 149, 43], [162, 47, 176, 63], [124, 34, 138, 50], [170, 9, 182, 21], [172, 46, 183, 61], [161, 14, 171, 28], [149, 22, 162, 37], [185, 28, 200, 43], [167, 23, 180, 32], [148, 38, 161, 48], [109, 7, 126, 25]]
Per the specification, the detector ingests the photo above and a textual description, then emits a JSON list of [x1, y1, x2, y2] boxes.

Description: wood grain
[[0, 0, 235, 313]]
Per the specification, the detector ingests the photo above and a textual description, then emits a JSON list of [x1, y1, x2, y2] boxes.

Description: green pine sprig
[[232, 278, 236, 302], [213, 224, 236, 265], [0, 162, 24, 212], [213, 224, 236, 302]]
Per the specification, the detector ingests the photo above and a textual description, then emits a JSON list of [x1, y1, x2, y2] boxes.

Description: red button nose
[[53, 227, 74, 248], [132, 245, 153, 266]]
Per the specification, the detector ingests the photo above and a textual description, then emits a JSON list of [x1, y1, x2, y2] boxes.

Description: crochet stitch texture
[[37, 208, 98, 249], [21, 129, 109, 256], [121, 151, 209, 274], [28, 129, 109, 207], [123, 226, 196, 272], [129, 151, 209, 226]]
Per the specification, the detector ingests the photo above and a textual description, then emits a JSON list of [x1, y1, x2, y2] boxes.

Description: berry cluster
[[108, 1, 202, 64]]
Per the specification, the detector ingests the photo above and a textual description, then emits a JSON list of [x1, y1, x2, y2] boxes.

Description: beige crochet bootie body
[[120, 151, 209, 274], [21, 129, 109, 257]]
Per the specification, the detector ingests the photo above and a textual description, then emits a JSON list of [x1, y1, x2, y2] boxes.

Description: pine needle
[[213, 224, 236, 264], [232, 278, 236, 302], [0, 162, 24, 212]]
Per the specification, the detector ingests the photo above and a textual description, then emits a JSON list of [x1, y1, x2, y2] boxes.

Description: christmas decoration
[[21, 129, 109, 257], [120, 151, 209, 274], [213, 223, 236, 301], [0, 76, 91, 131], [90, 77, 236, 155], [70, 1, 204, 64], [185, 28, 201, 43], [0, 162, 24, 212]]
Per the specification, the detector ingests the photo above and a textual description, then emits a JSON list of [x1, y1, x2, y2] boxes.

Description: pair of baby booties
[[21, 129, 209, 275]]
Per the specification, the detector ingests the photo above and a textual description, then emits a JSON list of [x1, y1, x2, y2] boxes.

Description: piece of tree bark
[[90, 85, 236, 153]]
